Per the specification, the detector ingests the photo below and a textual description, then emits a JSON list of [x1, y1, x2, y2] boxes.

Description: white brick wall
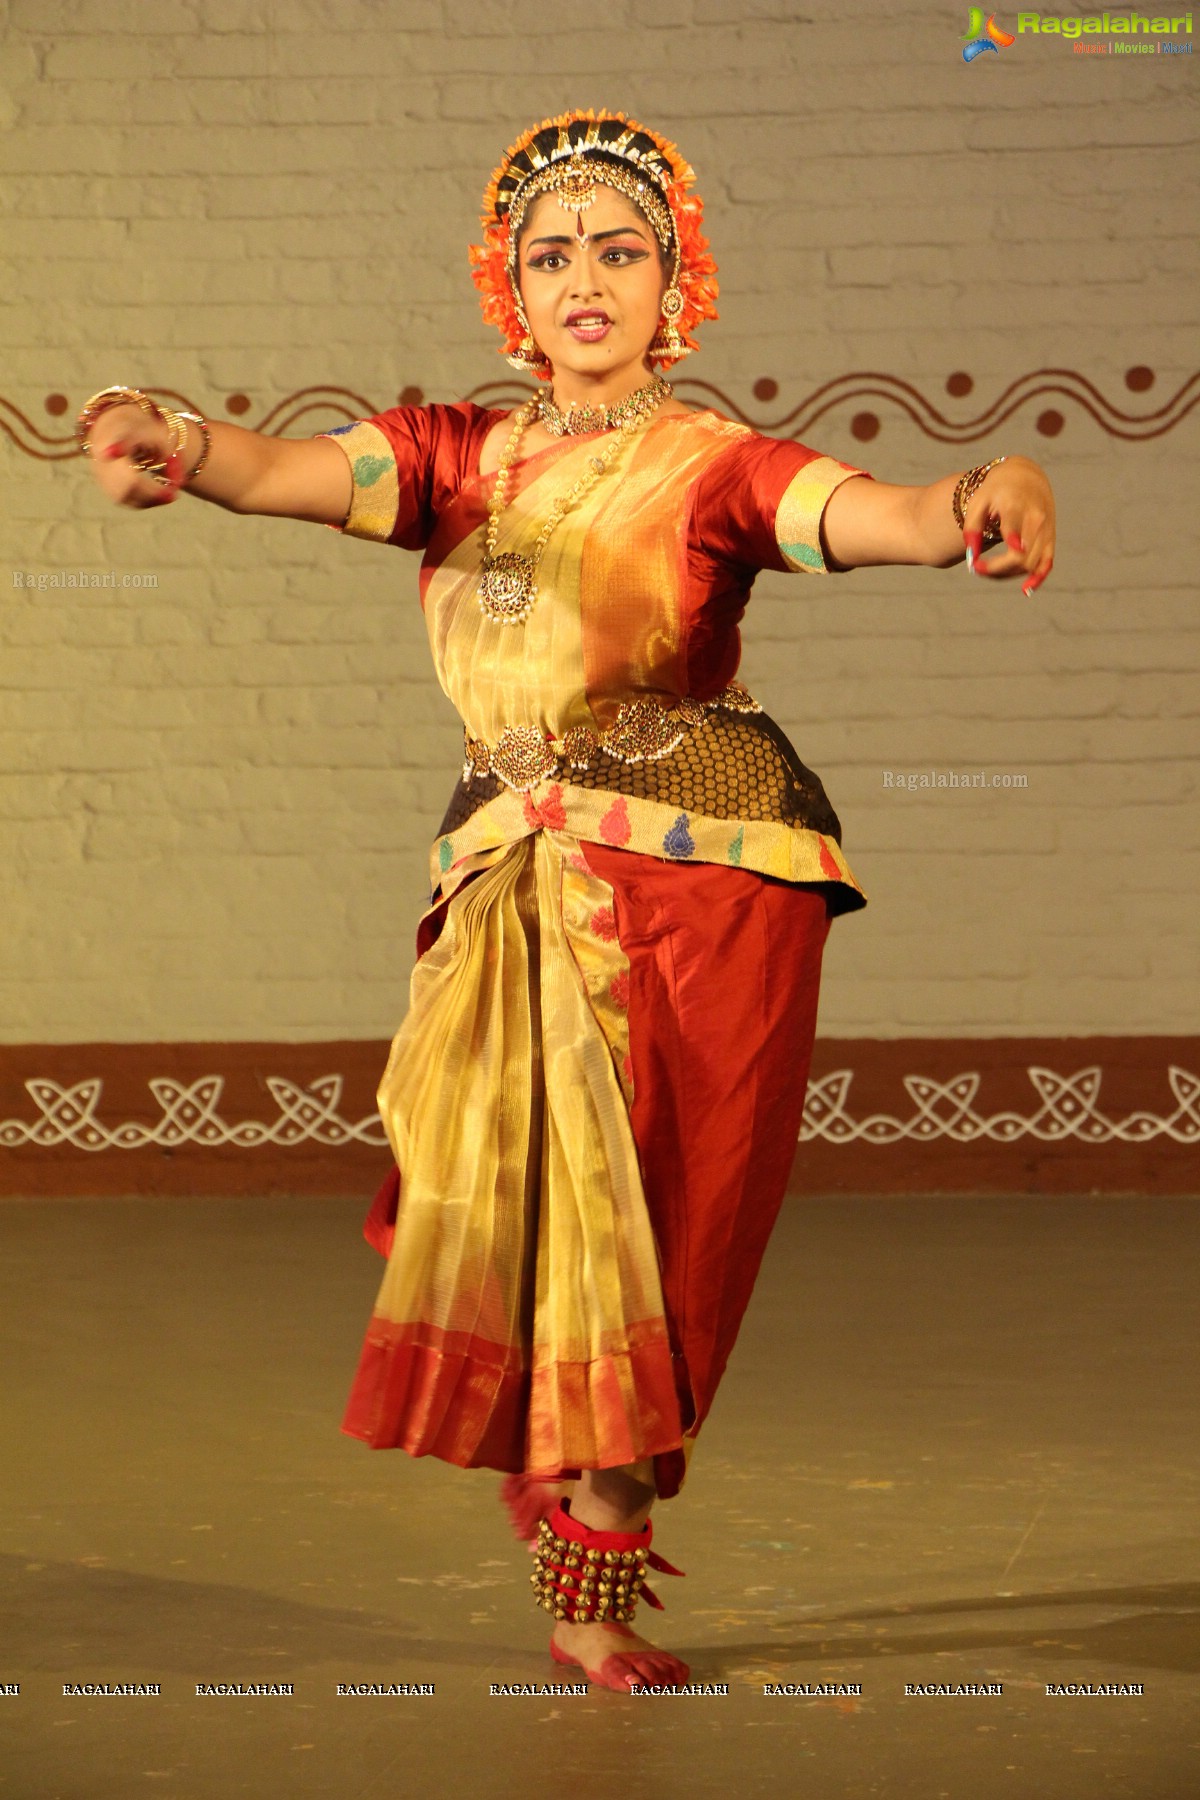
[[2, 0, 1197, 1041]]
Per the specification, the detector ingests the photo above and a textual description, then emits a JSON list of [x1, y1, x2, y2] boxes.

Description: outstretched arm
[[820, 454, 1055, 596], [85, 401, 352, 527]]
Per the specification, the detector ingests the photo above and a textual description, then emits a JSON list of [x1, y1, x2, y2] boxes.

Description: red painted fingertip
[[101, 442, 128, 461], [963, 529, 983, 556], [164, 451, 183, 482], [1025, 557, 1054, 596], [1005, 532, 1024, 553]]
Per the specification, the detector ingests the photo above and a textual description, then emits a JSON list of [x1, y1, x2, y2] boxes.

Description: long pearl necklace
[[477, 379, 672, 627]]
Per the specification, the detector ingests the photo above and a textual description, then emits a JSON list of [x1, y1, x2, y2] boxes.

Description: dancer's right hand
[[86, 404, 181, 508]]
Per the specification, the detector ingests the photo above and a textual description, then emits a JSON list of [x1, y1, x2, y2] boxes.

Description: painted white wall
[[2, 0, 1196, 1039]]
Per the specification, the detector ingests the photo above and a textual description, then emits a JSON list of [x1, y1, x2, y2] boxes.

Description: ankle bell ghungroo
[[530, 1498, 684, 1626]]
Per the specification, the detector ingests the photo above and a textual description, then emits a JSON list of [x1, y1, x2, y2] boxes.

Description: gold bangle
[[77, 388, 207, 485], [128, 405, 186, 487], [160, 408, 189, 460], [952, 457, 1007, 532], [76, 385, 163, 456], [80, 386, 177, 486], [173, 410, 212, 481]]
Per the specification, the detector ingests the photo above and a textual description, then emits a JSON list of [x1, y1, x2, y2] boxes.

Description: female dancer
[[81, 110, 1055, 1695]]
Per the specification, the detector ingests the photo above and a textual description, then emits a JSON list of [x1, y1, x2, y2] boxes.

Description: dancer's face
[[516, 187, 669, 387]]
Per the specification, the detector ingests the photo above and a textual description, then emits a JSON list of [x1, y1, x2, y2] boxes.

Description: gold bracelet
[[128, 405, 186, 487], [76, 385, 163, 456], [162, 408, 189, 461], [80, 385, 177, 486], [78, 388, 212, 487], [173, 410, 212, 481], [952, 456, 1008, 544]]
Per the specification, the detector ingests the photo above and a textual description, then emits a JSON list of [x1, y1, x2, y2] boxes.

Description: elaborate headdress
[[470, 110, 719, 377]]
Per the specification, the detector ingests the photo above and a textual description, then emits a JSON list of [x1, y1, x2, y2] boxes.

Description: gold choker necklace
[[478, 380, 671, 627], [537, 374, 672, 438]]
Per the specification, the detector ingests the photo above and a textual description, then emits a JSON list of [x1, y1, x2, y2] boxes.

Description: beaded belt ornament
[[462, 681, 763, 794]]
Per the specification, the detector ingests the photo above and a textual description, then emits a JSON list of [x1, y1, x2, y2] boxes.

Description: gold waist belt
[[462, 682, 763, 795]]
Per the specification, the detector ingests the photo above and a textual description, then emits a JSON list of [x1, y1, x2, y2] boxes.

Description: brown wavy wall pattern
[[4, 367, 1197, 459]]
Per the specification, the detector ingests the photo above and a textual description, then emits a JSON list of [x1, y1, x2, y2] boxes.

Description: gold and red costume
[[319, 398, 870, 1499]]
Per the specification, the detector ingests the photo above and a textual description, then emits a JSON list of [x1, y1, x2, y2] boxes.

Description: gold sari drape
[[346, 825, 683, 1473]]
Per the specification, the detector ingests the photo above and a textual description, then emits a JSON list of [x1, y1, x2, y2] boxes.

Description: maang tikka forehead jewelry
[[553, 152, 602, 216]]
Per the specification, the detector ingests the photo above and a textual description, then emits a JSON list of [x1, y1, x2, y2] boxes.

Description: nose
[[569, 249, 606, 300]]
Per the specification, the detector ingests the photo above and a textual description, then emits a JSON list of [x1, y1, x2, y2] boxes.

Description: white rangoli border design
[[803, 1066, 1199, 1146], [1, 1065, 1197, 1153], [0, 1075, 387, 1152]]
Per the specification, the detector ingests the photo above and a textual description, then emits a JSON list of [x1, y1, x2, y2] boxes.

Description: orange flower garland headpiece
[[469, 110, 719, 377]]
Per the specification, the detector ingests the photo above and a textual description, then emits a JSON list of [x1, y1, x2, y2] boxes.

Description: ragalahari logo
[[962, 9, 1017, 57]]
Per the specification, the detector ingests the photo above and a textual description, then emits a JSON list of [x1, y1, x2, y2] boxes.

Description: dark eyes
[[526, 245, 648, 271]]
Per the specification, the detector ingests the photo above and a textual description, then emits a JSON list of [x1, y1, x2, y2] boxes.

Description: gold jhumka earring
[[507, 298, 550, 371], [650, 284, 689, 364]]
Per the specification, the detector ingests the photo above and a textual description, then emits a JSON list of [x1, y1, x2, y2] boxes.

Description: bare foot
[[550, 1617, 690, 1693]]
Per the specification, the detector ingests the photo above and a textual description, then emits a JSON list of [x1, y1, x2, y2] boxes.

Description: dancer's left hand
[[964, 455, 1056, 596]]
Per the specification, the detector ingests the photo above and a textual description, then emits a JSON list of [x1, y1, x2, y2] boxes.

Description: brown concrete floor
[[0, 1192, 1196, 1800]]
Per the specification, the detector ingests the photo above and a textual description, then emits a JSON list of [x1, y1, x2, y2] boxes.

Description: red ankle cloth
[[533, 1498, 684, 1623]]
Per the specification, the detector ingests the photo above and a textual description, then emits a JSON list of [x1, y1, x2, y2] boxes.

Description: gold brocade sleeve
[[775, 454, 870, 573], [315, 420, 401, 542]]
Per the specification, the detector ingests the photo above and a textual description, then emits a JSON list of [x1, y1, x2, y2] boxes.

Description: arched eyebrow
[[525, 226, 651, 249]]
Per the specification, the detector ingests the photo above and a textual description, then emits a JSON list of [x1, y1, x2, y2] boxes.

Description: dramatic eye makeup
[[523, 228, 652, 269], [598, 237, 651, 261]]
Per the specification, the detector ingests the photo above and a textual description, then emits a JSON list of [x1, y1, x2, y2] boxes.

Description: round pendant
[[479, 551, 537, 624], [556, 158, 597, 212]]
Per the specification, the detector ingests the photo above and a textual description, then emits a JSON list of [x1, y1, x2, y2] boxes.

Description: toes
[[629, 1656, 675, 1688], [596, 1652, 653, 1693], [648, 1657, 687, 1684], [589, 1645, 693, 1693], [639, 1653, 690, 1687]]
